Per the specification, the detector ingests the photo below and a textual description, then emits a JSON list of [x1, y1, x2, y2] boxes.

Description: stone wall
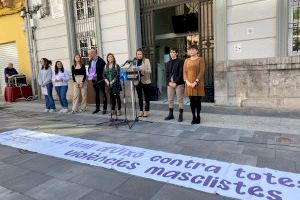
[[215, 56, 300, 110]]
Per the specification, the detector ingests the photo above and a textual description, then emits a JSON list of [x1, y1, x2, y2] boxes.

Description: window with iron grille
[[289, 0, 300, 55], [75, 0, 95, 20], [73, 0, 97, 65]]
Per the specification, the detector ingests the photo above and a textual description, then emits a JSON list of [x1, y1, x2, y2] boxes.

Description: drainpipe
[[25, 0, 41, 100], [25, 0, 36, 97]]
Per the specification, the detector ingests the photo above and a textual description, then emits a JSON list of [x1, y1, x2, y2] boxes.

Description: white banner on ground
[[0, 129, 299, 200]]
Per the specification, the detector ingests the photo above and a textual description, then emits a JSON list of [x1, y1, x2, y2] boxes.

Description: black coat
[[166, 58, 184, 86], [88, 56, 106, 83]]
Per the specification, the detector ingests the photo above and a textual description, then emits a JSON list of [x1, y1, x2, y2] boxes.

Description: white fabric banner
[[0, 129, 299, 200]]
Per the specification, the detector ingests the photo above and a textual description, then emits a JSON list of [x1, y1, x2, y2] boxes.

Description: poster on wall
[[50, 0, 64, 19]]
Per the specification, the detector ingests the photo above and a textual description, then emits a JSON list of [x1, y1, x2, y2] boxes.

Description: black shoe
[[92, 109, 100, 114], [102, 110, 107, 115], [164, 108, 174, 120], [191, 117, 197, 125], [196, 116, 201, 124], [178, 109, 183, 122]]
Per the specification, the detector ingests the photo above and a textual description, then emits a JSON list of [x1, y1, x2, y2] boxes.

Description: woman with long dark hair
[[38, 58, 56, 112], [135, 48, 152, 117], [183, 44, 205, 124], [53, 61, 69, 113], [71, 53, 87, 113], [103, 53, 122, 116]]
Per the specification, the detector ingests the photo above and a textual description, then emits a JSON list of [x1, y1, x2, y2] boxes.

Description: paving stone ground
[[0, 100, 300, 200]]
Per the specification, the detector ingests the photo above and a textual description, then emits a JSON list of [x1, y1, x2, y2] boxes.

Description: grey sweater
[[38, 67, 52, 86]]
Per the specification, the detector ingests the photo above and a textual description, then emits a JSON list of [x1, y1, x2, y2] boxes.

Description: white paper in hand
[[42, 86, 48, 95]]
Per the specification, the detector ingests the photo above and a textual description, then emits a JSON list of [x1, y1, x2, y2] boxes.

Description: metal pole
[[25, 0, 36, 97]]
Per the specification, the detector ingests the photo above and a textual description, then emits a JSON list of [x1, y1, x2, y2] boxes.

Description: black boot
[[164, 108, 174, 120], [191, 116, 197, 125], [178, 109, 183, 122], [196, 115, 201, 124]]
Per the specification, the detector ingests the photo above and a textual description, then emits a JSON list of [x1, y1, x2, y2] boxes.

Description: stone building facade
[[214, 0, 300, 109], [23, 0, 300, 109]]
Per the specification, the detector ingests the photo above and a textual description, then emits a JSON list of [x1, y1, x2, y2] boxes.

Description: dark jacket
[[4, 67, 18, 83], [103, 64, 121, 94], [166, 58, 184, 86], [88, 56, 106, 83]]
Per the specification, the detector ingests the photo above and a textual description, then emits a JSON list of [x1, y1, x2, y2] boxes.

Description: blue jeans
[[44, 83, 56, 109], [55, 86, 68, 109]]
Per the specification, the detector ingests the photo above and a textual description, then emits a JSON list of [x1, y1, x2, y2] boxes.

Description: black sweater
[[4, 67, 18, 83], [72, 64, 86, 83], [166, 58, 184, 85]]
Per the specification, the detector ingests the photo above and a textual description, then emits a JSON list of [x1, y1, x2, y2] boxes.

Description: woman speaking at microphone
[[135, 48, 152, 117], [103, 53, 122, 116]]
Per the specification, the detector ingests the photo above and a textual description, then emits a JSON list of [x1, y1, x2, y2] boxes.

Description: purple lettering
[[233, 182, 246, 195], [247, 172, 261, 181], [235, 168, 246, 178], [217, 180, 231, 191], [203, 175, 213, 186], [264, 173, 277, 185], [278, 177, 295, 187], [116, 161, 130, 167], [126, 162, 140, 170], [267, 190, 282, 200], [185, 160, 195, 169], [150, 156, 162, 162], [162, 171, 181, 179], [248, 186, 264, 197], [103, 158, 117, 164], [209, 177, 219, 188], [178, 172, 193, 181], [161, 158, 172, 163], [191, 175, 205, 184]]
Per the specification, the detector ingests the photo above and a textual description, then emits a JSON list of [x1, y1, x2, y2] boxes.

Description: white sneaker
[[62, 109, 68, 113], [44, 109, 49, 112], [49, 109, 55, 113], [59, 109, 64, 113]]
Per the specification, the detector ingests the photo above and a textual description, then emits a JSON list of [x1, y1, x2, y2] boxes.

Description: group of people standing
[[37, 48, 152, 118], [164, 44, 205, 124], [37, 44, 205, 125]]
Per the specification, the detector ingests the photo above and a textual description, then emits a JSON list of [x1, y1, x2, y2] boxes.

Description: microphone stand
[[112, 62, 139, 129]]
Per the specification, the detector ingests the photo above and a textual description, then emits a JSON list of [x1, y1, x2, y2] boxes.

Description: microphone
[[122, 58, 137, 66], [128, 58, 137, 63]]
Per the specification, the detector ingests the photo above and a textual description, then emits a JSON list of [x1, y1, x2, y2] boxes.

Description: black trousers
[[110, 91, 121, 111], [93, 81, 107, 110], [189, 96, 202, 118], [136, 83, 151, 111]]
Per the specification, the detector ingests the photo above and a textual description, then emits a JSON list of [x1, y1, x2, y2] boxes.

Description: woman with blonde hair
[[71, 53, 87, 113], [135, 48, 152, 117]]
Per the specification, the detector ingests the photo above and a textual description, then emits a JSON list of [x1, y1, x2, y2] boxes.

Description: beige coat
[[183, 57, 205, 96], [139, 58, 152, 84]]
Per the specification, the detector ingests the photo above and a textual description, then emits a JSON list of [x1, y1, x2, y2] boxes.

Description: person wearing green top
[[103, 53, 122, 116]]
